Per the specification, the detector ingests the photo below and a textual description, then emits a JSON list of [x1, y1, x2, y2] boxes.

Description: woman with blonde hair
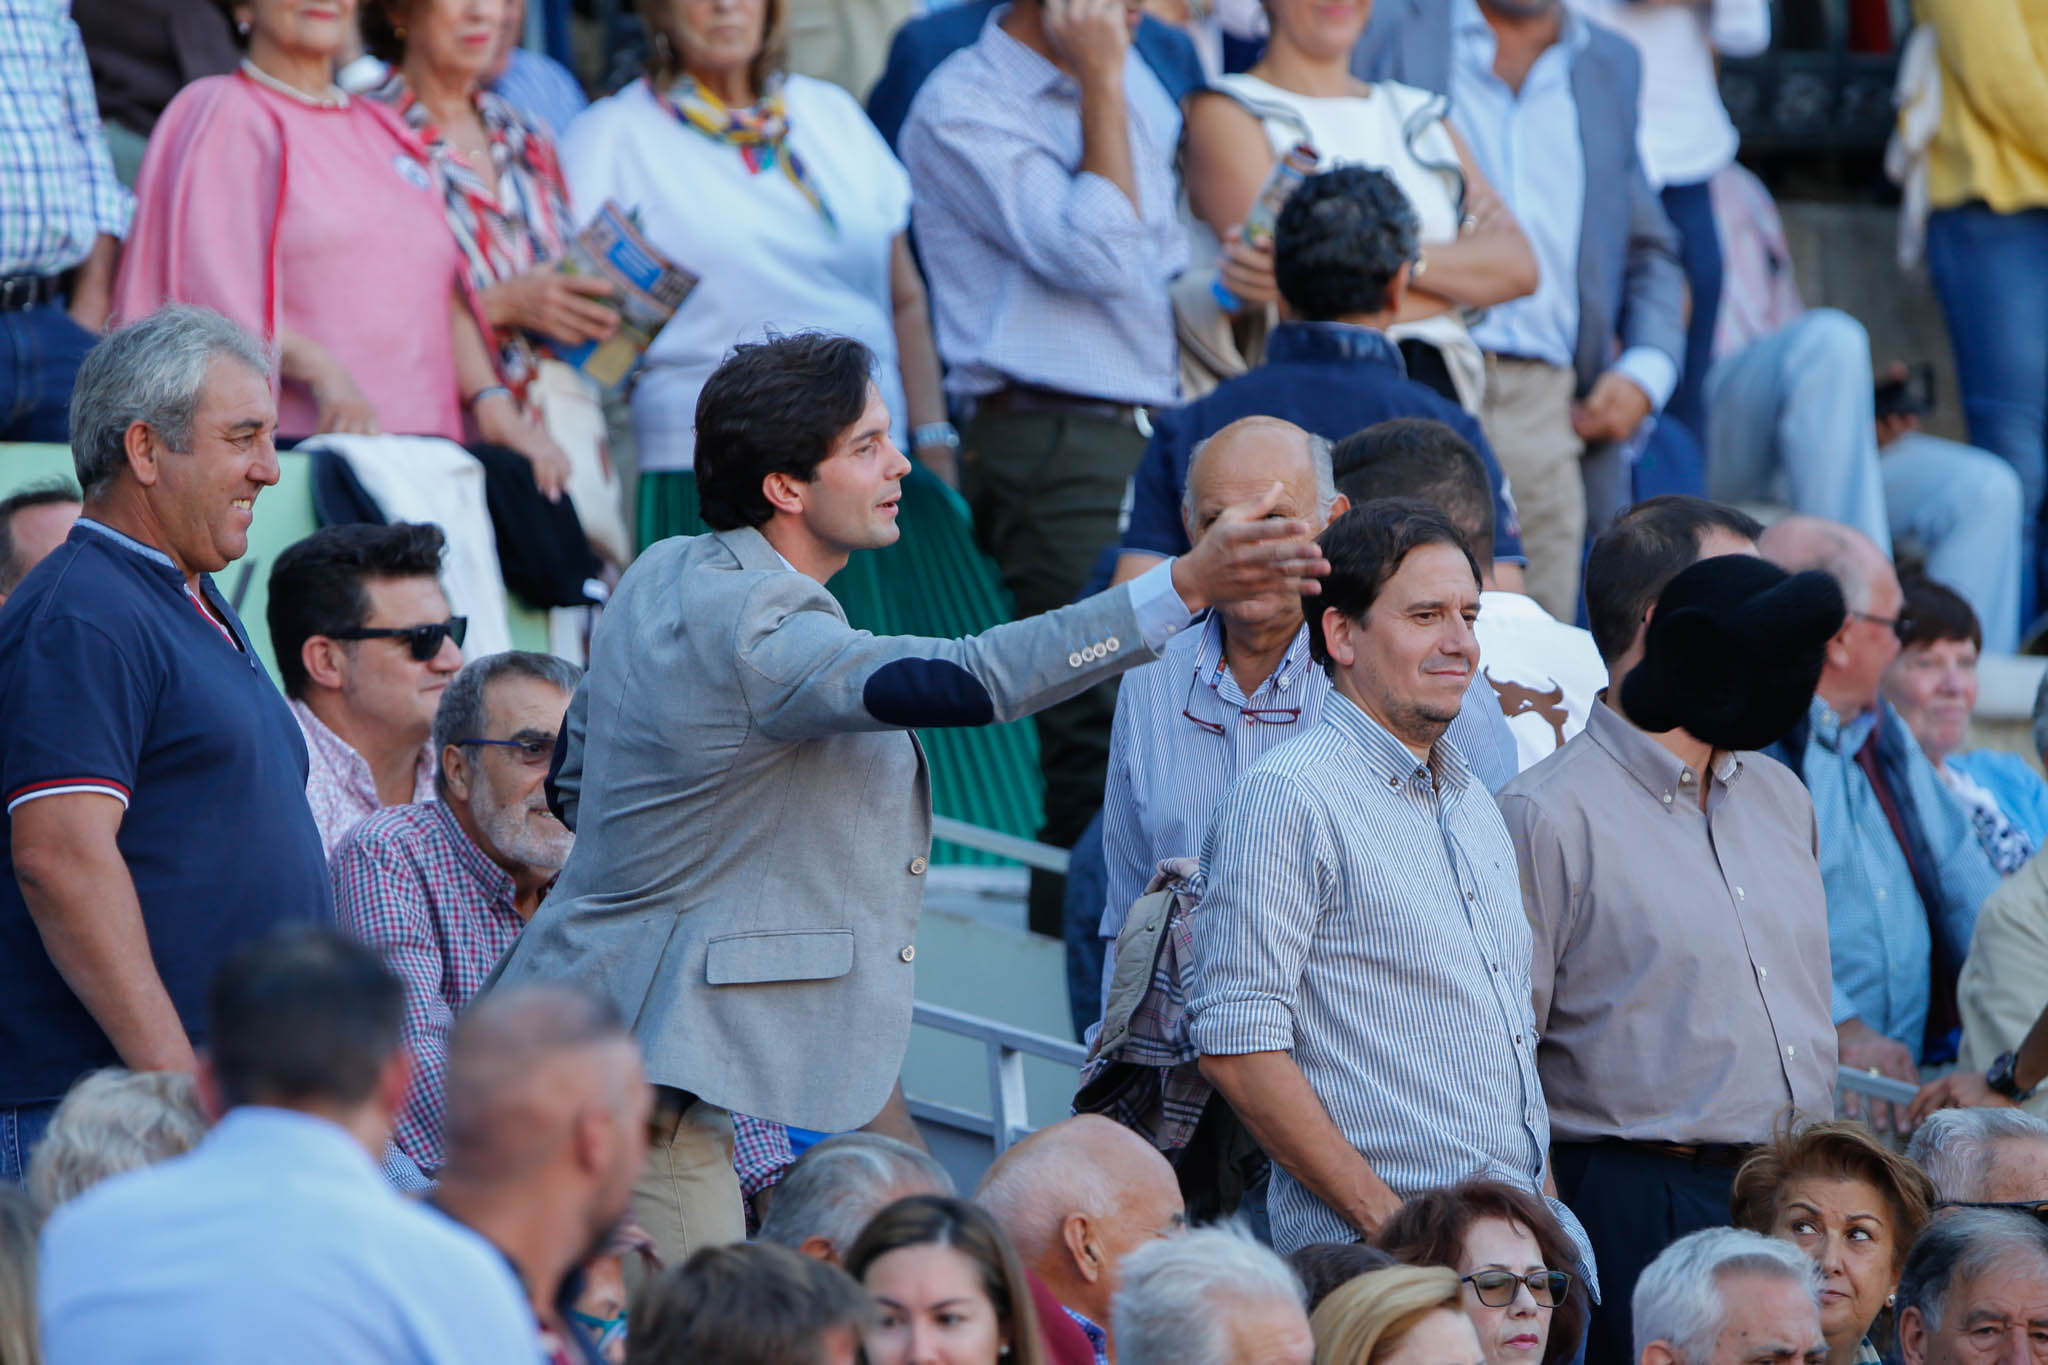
[[1730, 1119, 1938, 1365], [844, 1194, 1046, 1365], [1311, 1265, 1485, 1365]]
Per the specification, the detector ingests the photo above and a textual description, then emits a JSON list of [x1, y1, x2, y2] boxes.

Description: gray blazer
[[1352, 0, 1686, 397], [487, 527, 1156, 1131]]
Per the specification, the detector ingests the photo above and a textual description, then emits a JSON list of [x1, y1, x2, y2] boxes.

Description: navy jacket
[[1122, 322, 1525, 562]]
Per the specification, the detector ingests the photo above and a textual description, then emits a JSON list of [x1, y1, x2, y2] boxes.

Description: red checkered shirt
[[332, 801, 528, 1176]]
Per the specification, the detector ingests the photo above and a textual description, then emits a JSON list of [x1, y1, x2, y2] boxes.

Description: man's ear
[[1640, 1341, 1682, 1365], [1321, 607, 1359, 670], [1385, 259, 1414, 314], [799, 1234, 840, 1265], [376, 1047, 413, 1126], [441, 744, 471, 802], [1063, 1212, 1103, 1285], [1322, 493, 1350, 528], [1897, 1306, 1929, 1365], [194, 1052, 229, 1123], [761, 471, 807, 518], [122, 420, 164, 488], [301, 636, 350, 692]]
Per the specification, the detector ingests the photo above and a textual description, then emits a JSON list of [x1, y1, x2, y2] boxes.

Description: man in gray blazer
[[1353, 0, 1687, 620], [486, 333, 1328, 1262]]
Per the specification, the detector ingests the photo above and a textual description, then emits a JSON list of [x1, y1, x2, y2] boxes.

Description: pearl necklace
[[240, 58, 349, 109]]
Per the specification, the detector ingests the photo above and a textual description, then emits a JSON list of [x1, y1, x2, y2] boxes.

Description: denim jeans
[[0, 300, 97, 443], [1927, 205, 2048, 619], [1063, 809, 1109, 1042], [1706, 308, 2023, 652], [1, 1100, 60, 1186], [1660, 179, 1724, 451]]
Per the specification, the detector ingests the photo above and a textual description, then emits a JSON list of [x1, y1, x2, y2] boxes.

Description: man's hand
[[1044, 0, 1132, 88], [1170, 480, 1330, 613], [1837, 1016, 1921, 1132], [1907, 1069, 2017, 1125], [1216, 230, 1279, 310], [1571, 371, 1653, 444]]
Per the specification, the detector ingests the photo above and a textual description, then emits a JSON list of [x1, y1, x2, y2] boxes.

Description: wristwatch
[[912, 421, 961, 451], [1987, 1050, 2038, 1102]]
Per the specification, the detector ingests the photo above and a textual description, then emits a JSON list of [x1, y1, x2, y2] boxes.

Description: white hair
[[1632, 1227, 1820, 1364], [757, 1133, 955, 1257], [1181, 427, 1339, 530], [26, 1068, 208, 1212], [1908, 1108, 2048, 1204], [1898, 1208, 2048, 1333], [1113, 1225, 1305, 1365]]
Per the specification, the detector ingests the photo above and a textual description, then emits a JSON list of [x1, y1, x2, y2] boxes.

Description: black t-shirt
[[0, 520, 329, 1104]]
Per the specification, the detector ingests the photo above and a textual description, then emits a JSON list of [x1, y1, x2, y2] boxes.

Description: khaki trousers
[[1481, 355, 1587, 620], [629, 1090, 744, 1279]]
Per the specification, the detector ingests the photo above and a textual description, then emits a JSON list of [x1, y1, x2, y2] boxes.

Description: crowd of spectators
[[7, 0, 2048, 1361]]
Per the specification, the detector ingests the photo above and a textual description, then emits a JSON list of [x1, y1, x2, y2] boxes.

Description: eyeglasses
[[1934, 1199, 2048, 1223], [1462, 1270, 1573, 1308], [329, 616, 468, 662], [456, 734, 558, 766], [1852, 610, 1915, 642], [1181, 663, 1302, 737]]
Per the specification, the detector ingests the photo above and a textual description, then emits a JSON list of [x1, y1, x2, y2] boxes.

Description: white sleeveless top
[[1217, 73, 1485, 412]]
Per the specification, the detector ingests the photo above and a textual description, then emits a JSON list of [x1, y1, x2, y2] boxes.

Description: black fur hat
[[1620, 554, 1847, 751]]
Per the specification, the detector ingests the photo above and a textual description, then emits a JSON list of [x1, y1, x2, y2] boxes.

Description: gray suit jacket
[[488, 527, 1157, 1131], [1352, 0, 1686, 397]]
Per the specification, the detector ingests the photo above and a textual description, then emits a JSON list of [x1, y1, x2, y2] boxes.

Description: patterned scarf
[[649, 74, 837, 233]]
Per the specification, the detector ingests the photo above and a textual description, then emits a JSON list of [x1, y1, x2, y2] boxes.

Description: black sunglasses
[[1934, 1199, 2048, 1223], [329, 616, 468, 662], [1462, 1270, 1573, 1308]]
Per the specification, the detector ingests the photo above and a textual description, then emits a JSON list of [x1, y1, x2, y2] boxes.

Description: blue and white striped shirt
[[0, 1, 132, 277], [1186, 692, 1590, 1277]]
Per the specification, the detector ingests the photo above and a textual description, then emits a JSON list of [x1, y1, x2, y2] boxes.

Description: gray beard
[[473, 785, 573, 872]]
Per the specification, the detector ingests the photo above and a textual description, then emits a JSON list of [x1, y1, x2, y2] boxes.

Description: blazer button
[[1105, 636, 1120, 652], [1068, 651, 1084, 668], [909, 856, 928, 875], [899, 945, 917, 963]]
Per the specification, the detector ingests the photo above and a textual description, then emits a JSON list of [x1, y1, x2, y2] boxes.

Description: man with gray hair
[[1111, 1225, 1314, 1365], [1896, 1209, 2048, 1365], [1761, 515, 1999, 1094], [758, 1132, 954, 1264], [1906, 1110, 2048, 1210], [1633, 1227, 1825, 1365], [0, 304, 326, 1187], [332, 650, 582, 1179]]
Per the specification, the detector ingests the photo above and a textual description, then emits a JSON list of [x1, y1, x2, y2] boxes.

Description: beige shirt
[[1957, 850, 2048, 1120], [1498, 700, 1838, 1144]]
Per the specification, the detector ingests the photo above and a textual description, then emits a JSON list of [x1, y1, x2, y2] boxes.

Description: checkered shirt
[[332, 801, 527, 1176], [0, 1, 132, 276]]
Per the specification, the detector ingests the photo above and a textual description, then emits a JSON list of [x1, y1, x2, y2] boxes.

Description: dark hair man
[[488, 331, 1327, 1264], [0, 306, 329, 1186], [268, 522, 463, 857], [1188, 500, 1588, 1272], [630, 1241, 871, 1365], [38, 929, 534, 1363], [0, 482, 81, 606], [1335, 418, 1606, 771]]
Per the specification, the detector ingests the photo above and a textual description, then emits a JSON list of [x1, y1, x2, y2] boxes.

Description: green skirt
[[636, 466, 1042, 864]]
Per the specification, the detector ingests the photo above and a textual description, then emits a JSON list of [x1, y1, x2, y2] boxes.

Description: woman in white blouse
[[1184, 0, 1536, 411], [563, 0, 951, 546]]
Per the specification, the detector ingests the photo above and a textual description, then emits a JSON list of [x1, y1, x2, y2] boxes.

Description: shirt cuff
[[1128, 558, 1195, 653], [1612, 346, 1680, 415]]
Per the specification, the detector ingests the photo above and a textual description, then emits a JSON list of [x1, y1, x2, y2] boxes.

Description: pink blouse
[[114, 70, 468, 442]]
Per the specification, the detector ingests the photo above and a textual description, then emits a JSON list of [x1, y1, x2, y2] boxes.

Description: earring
[[237, 18, 250, 33], [1887, 1293, 1897, 1308], [394, 23, 406, 37]]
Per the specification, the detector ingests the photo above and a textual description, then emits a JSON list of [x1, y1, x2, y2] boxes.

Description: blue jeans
[[1660, 179, 1724, 451], [1062, 810, 1108, 1042], [1927, 205, 2048, 619], [0, 300, 96, 443], [1, 1101, 59, 1186], [1706, 308, 2024, 651]]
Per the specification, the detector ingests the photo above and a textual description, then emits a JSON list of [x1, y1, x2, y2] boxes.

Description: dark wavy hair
[[1304, 498, 1479, 679], [1372, 1179, 1590, 1365], [1274, 166, 1420, 321], [267, 522, 448, 699], [693, 332, 877, 532], [844, 1195, 1047, 1365]]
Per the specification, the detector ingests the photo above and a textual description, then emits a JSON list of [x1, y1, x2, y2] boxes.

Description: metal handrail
[[931, 815, 1070, 875], [906, 989, 1935, 1156]]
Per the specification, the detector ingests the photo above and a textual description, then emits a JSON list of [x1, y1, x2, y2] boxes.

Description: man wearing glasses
[[1760, 517, 2001, 1104], [267, 522, 466, 858], [331, 651, 582, 1181]]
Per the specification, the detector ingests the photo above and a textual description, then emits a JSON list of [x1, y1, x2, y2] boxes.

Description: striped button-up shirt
[[1187, 692, 1586, 1272], [0, 1, 132, 276], [899, 5, 1187, 408], [332, 801, 528, 1176]]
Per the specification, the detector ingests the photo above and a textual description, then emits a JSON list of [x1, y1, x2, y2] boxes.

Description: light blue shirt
[[1448, 0, 1676, 410], [40, 1108, 536, 1365], [490, 45, 588, 140]]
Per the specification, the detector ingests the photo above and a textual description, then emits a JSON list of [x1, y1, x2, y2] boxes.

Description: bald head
[[1760, 516, 1902, 719], [1182, 418, 1338, 538], [977, 1116, 1186, 1326]]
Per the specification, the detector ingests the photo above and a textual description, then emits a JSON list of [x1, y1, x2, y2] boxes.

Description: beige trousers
[[1481, 355, 1587, 620], [629, 1090, 745, 1278]]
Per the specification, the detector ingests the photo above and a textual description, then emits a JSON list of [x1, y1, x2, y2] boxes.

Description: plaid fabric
[[0, 1, 132, 275], [732, 1113, 795, 1201], [1075, 858, 1212, 1154], [332, 801, 527, 1176]]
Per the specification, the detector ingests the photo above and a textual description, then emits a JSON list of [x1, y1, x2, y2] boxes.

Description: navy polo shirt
[[1122, 321, 1526, 563], [0, 519, 329, 1105]]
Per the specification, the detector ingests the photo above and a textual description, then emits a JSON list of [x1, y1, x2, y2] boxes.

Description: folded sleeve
[[4, 614, 149, 815]]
